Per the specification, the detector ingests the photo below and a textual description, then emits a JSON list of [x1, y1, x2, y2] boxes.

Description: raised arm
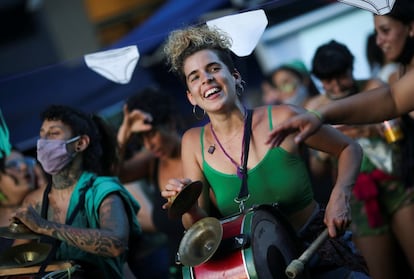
[[338, 70, 414, 123], [268, 70, 414, 144], [117, 104, 154, 182]]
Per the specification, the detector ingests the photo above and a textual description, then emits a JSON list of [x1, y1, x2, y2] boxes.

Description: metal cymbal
[[0, 242, 52, 268], [0, 223, 40, 240], [177, 217, 223, 266], [168, 180, 203, 219]]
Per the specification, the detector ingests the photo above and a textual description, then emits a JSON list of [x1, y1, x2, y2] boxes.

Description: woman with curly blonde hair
[[162, 24, 370, 278]]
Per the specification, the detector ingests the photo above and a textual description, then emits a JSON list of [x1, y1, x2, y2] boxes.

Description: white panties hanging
[[84, 45, 140, 84], [206, 9, 268, 57]]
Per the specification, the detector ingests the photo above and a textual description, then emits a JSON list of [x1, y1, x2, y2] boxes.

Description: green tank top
[[201, 106, 313, 217]]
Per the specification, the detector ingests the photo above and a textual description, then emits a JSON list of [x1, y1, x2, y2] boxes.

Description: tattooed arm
[[15, 194, 130, 257]]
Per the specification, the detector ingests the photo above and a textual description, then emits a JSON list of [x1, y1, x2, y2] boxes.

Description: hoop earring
[[192, 105, 205, 120], [236, 80, 245, 96]]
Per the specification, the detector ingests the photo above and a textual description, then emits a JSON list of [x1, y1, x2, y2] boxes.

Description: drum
[[181, 204, 307, 279]]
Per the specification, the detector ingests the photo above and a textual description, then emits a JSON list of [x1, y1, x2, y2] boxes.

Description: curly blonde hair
[[164, 24, 234, 82]]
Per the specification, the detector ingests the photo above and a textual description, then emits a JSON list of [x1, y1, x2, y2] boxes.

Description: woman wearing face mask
[[12, 105, 141, 279]]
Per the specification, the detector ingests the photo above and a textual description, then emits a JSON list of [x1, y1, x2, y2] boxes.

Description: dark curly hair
[[40, 105, 118, 176]]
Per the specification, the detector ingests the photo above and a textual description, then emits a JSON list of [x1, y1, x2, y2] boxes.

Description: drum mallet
[[285, 228, 329, 279]]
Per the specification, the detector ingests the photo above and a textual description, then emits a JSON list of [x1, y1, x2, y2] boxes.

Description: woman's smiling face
[[184, 49, 238, 109], [375, 15, 411, 62]]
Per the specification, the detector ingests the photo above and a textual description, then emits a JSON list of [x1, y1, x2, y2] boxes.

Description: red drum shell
[[182, 204, 305, 279]]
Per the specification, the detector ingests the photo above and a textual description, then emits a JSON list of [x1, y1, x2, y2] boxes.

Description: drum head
[[251, 206, 302, 279]]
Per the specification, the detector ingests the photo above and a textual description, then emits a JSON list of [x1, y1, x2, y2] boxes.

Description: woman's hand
[[14, 205, 46, 234], [117, 104, 153, 146], [161, 178, 192, 210], [324, 186, 352, 238], [267, 111, 323, 146]]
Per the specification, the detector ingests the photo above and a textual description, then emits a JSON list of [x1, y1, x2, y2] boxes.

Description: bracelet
[[307, 110, 324, 123]]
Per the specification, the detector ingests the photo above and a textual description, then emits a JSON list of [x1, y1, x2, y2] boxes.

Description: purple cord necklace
[[210, 109, 247, 179]]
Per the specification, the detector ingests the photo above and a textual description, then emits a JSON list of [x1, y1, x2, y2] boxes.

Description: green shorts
[[350, 177, 414, 237]]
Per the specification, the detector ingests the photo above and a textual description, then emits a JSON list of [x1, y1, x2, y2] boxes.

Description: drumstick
[[285, 228, 329, 279]]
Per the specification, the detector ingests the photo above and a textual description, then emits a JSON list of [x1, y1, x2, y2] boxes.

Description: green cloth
[[200, 106, 313, 217], [0, 109, 11, 159], [56, 171, 141, 279]]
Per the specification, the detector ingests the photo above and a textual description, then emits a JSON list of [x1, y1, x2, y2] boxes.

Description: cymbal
[[168, 180, 203, 219], [0, 242, 52, 268], [0, 226, 40, 240], [177, 217, 223, 266]]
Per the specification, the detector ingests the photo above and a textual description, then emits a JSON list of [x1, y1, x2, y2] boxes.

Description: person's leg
[[391, 203, 414, 274], [381, 179, 414, 278], [353, 234, 397, 279], [350, 187, 396, 279]]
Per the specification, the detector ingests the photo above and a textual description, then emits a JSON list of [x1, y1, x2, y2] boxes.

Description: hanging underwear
[[84, 45, 139, 84]]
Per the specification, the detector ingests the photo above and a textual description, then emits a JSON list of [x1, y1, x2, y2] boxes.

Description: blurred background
[[0, 0, 374, 153]]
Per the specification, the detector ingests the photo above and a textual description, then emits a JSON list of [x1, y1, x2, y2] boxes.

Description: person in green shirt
[[161, 24, 369, 278]]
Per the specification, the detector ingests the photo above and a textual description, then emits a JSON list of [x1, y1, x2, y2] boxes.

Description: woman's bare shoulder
[[182, 126, 203, 144]]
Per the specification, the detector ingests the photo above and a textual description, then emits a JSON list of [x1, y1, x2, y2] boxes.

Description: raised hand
[[117, 104, 153, 146], [267, 111, 323, 146]]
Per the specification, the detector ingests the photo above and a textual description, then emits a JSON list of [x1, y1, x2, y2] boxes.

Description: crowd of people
[[0, 1, 414, 279]]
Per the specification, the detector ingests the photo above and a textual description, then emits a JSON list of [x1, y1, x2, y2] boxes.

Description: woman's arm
[[117, 105, 154, 182], [319, 71, 413, 124], [268, 70, 414, 144], [118, 150, 154, 183], [304, 124, 362, 237], [15, 194, 130, 257], [162, 128, 208, 229]]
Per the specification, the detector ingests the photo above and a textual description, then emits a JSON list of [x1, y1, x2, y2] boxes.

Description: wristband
[[307, 110, 324, 123]]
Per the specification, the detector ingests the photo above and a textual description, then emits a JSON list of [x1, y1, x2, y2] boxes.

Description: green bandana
[[0, 109, 11, 159]]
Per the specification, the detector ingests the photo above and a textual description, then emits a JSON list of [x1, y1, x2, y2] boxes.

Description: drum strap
[[235, 109, 253, 210], [37, 176, 95, 277]]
